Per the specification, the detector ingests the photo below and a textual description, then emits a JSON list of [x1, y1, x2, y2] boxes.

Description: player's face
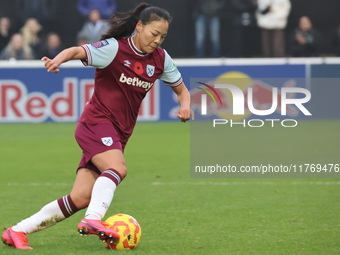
[[135, 19, 169, 54]]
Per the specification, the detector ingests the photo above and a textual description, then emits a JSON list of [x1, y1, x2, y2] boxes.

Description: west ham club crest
[[146, 65, 155, 77]]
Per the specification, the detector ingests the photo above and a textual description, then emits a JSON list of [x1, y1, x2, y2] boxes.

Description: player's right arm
[[42, 46, 86, 73]]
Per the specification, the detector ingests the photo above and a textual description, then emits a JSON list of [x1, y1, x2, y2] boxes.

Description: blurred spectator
[[231, 0, 258, 58], [0, 33, 35, 60], [77, 9, 110, 44], [333, 24, 340, 56], [39, 32, 62, 59], [256, 0, 291, 57], [289, 16, 319, 57], [15, 0, 58, 29], [194, 0, 225, 58], [77, 36, 89, 46], [0, 17, 13, 51], [20, 18, 44, 59], [77, 0, 117, 20]]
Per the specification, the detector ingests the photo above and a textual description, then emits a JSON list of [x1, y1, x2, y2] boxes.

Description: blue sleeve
[[77, 0, 88, 16], [80, 38, 118, 69], [108, 0, 117, 9], [158, 50, 183, 87], [106, 0, 117, 14]]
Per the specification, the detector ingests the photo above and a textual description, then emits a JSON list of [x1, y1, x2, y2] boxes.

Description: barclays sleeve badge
[[91, 40, 109, 48]]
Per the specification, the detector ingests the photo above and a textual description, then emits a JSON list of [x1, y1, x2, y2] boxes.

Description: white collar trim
[[128, 36, 148, 57]]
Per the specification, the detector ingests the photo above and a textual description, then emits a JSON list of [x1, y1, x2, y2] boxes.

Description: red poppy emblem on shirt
[[134, 62, 144, 75]]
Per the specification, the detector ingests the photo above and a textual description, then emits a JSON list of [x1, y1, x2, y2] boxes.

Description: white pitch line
[[152, 181, 340, 186], [5, 182, 73, 186], [3, 181, 340, 187]]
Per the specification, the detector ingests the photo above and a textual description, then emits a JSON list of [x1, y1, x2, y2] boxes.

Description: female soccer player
[[2, 3, 192, 250]]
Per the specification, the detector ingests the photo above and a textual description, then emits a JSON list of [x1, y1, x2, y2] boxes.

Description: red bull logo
[[0, 78, 159, 122]]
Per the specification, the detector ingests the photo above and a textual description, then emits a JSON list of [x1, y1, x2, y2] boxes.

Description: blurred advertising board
[[0, 59, 339, 123]]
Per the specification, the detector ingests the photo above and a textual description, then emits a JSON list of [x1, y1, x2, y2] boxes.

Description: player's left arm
[[172, 82, 194, 122], [42, 46, 86, 73]]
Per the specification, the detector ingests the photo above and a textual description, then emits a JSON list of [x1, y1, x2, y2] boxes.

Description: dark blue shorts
[[75, 122, 124, 174]]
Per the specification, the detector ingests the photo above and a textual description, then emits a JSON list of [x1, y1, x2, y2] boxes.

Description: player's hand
[[41, 56, 60, 73], [177, 107, 194, 122]]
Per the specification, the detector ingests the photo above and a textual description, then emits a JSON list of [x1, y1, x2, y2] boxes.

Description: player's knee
[[104, 165, 127, 181], [71, 194, 91, 210], [117, 164, 127, 180]]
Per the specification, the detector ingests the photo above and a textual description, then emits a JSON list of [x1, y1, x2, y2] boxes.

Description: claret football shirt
[[80, 36, 183, 144]]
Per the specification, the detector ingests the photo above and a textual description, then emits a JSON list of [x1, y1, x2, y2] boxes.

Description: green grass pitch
[[0, 121, 340, 254]]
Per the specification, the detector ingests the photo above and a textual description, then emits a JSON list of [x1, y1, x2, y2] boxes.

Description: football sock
[[12, 195, 79, 234], [84, 169, 122, 220]]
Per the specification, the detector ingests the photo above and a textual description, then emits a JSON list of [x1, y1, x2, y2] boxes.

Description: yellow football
[[103, 214, 142, 250]]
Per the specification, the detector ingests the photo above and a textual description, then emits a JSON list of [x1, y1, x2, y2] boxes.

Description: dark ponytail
[[101, 2, 173, 40]]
